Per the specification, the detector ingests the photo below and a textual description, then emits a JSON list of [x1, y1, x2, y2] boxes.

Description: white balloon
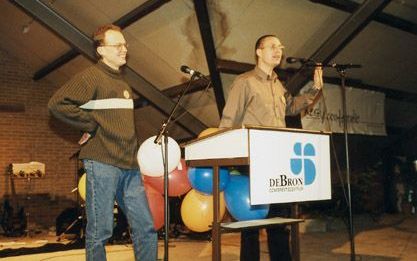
[[137, 135, 181, 177]]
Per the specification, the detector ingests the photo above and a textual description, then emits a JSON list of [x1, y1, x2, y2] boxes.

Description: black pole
[[297, 60, 360, 260], [153, 73, 206, 260], [163, 134, 169, 261], [154, 73, 199, 145], [338, 67, 356, 261]]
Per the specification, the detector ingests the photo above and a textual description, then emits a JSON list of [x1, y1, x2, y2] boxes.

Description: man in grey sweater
[[48, 24, 157, 261]]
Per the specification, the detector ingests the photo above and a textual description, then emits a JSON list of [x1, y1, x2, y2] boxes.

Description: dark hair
[[92, 24, 122, 49], [254, 34, 278, 63]]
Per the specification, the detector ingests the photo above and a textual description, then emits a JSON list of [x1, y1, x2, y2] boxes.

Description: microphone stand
[[325, 62, 359, 261], [302, 60, 360, 261], [154, 73, 199, 261], [338, 65, 355, 261]]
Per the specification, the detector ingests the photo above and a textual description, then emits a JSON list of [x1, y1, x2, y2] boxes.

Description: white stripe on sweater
[[80, 98, 133, 110]]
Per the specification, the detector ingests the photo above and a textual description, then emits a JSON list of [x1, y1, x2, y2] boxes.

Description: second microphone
[[180, 65, 206, 79]]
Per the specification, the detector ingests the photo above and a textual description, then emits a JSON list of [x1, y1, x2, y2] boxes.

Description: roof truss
[[193, 0, 225, 116]]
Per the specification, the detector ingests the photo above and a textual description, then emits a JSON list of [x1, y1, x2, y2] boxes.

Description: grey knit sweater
[[48, 61, 138, 169]]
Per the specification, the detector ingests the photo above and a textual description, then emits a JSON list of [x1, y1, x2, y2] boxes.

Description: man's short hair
[[254, 34, 278, 63], [92, 24, 122, 49]]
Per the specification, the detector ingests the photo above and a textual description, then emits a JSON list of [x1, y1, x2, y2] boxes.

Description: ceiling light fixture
[[22, 19, 34, 34]]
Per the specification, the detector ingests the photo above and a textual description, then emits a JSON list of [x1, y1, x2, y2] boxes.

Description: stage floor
[[1, 214, 416, 260]]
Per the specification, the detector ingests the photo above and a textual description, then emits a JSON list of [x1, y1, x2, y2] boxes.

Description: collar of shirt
[[254, 66, 278, 82], [97, 60, 122, 79]]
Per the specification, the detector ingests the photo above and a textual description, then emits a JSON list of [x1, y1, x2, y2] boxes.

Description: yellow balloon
[[78, 173, 86, 201], [181, 189, 226, 232], [198, 128, 220, 138]]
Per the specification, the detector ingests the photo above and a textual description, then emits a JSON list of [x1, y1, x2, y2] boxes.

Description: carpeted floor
[[1, 214, 416, 260]]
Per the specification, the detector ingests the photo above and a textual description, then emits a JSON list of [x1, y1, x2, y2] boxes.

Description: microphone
[[287, 57, 362, 69], [180, 65, 206, 79], [286, 57, 313, 64]]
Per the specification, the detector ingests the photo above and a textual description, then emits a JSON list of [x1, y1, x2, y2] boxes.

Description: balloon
[[181, 189, 226, 232], [78, 173, 86, 201], [198, 128, 220, 138], [224, 175, 269, 221], [143, 159, 192, 196], [143, 181, 164, 230], [188, 167, 230, 195], [229, 169, 241, 176], [137, 135, 181, 177]]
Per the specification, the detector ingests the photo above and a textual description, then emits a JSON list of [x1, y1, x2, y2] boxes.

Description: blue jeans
[[83, 160, 157, 261]]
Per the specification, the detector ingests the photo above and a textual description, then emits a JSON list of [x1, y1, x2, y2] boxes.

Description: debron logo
[[290, 142, 316, 185]]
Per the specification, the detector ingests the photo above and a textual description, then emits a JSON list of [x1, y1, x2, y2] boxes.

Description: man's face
[[97, 30, 127, 70], [256, 36, 284, 68]]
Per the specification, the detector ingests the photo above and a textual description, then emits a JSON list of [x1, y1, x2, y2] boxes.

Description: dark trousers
[[240, 204, 292, 261]]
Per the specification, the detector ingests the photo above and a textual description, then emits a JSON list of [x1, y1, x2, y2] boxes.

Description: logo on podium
[[290, 142, 316, 185]]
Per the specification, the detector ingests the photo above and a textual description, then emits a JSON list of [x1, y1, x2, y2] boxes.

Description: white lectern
[[184, 126, 331, 261]]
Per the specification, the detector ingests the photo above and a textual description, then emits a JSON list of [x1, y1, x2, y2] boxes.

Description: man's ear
[[255, 48, 261, 59], [96, 46, 104, 57]]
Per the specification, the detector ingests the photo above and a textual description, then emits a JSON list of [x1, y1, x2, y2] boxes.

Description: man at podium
[[219, 34, 323, 261]]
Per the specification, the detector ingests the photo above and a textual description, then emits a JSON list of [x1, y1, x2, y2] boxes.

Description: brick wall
[[0, 47, 81, 229]]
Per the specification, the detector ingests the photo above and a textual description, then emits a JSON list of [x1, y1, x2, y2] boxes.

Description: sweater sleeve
[[48, 72, 99, 132]]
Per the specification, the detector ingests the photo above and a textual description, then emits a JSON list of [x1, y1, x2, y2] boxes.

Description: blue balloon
[[187, 167, 230, 195], [224, 175, 269, 221]]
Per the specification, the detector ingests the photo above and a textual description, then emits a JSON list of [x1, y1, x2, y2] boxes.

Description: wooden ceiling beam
[[193, 0, 225, 116], [134, 78, 210, 108]]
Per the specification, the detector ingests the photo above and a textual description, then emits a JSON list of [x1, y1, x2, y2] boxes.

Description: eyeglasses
[[101, 43, 128, 51], [260, 45, 285, 51]]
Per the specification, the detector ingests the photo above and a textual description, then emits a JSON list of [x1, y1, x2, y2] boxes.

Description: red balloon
[[143, 181, 164, 230], [144, 159, 191, 197]]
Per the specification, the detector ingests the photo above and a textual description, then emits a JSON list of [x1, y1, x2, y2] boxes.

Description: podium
[[184, 126, 331, 261]]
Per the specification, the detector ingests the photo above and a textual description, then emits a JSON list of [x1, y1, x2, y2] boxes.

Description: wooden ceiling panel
[[124, 1, 207, 89], [0, 1, 70, 73], [331, 21, 417, 93], [212, 0, 348, 64], [383, 0, 417, 23], [43, 0, 150, 35]]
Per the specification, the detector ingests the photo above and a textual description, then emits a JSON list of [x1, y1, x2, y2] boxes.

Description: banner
[[301, 83, 386, 136]]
